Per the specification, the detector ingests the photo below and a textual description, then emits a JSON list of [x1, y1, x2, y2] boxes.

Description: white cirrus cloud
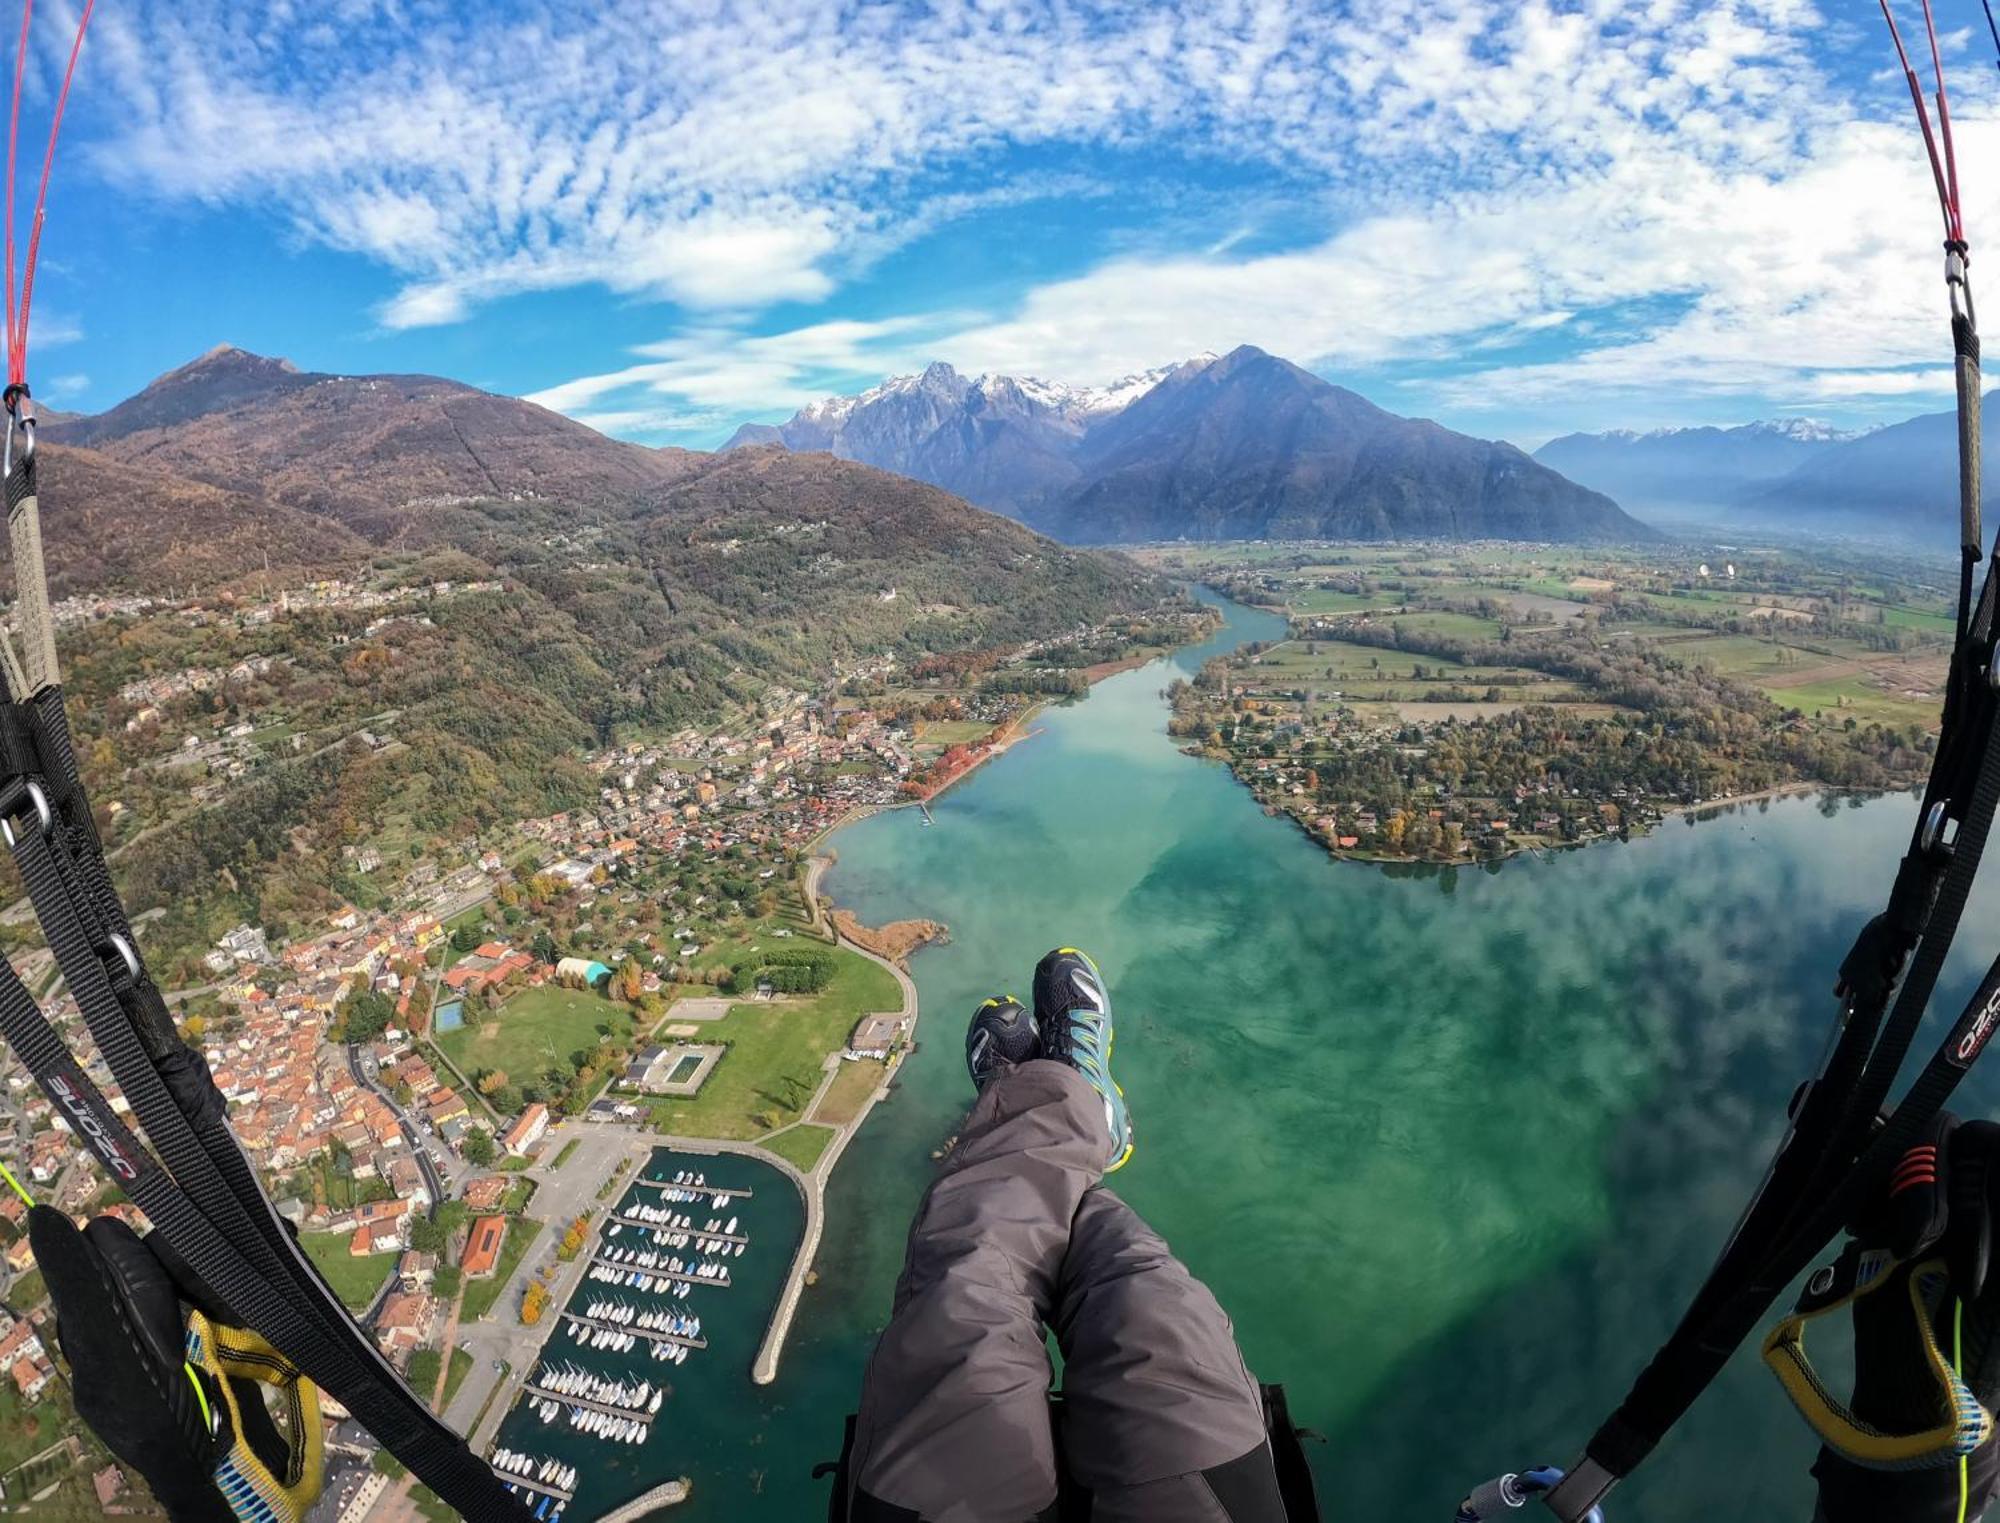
[[72, 0, 1999, 436]]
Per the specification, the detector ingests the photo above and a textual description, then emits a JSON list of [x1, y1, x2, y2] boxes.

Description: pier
[[521, 1382, 659, 1428], [559, 1310, 708, 1350], [628, 1176, 754, 1203], [607, 1211, 748, 1247], [586, 1253, 731, 1290], [492, 1466, 574, 1505], [592, 1479, 691, 1521]]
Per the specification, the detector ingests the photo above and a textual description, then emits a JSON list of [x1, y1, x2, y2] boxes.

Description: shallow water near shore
[[606, 590, 2000, 1520]]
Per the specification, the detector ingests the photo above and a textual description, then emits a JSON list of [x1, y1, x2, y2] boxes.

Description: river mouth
[[612, 591, 2000, 1522]]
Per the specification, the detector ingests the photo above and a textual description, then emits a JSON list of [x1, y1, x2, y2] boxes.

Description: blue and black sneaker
[[1032, 948, 1133, 1173], [965, 995, 1038, 1092]]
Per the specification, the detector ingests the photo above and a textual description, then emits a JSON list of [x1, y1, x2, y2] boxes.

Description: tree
[[476, 1070, 510, 1096], [343, 989, 395, 1044], [462, 1128, 496, 1166]]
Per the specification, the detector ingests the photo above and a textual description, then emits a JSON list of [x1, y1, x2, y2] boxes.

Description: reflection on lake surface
[[601, 591, 2000, 1521]]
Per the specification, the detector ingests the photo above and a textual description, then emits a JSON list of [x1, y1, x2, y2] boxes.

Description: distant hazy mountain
[[1534, 419, 1858, 517], [730, 345, 1653, 544], [1742, 398, 2000, 532]]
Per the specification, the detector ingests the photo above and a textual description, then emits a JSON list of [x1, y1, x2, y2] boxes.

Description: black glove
[[1779, 1114, 2000, 1523], [32, 1205, 324, 1523]]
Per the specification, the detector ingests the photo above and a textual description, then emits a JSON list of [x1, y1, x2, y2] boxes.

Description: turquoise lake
[[612, 590, 2000, 1520]]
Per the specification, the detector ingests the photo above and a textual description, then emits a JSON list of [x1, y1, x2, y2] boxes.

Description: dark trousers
[[851, 1061, 1289, 1523]]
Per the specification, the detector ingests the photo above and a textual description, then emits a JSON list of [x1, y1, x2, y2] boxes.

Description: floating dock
[[521, 1381, 659, 1428], [490, 1465, 573, 1505], [629, 1176, 755, 1203], [559, 1310, 708, 1350], [607, 1210, 749, 1247], [587, 1253, 731, 1290]]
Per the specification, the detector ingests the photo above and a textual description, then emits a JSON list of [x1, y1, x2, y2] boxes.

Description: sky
[[23, 0, 2000, 450]]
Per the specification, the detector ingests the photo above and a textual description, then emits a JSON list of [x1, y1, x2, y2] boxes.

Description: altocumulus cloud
[[73, 0, 2000, 436]]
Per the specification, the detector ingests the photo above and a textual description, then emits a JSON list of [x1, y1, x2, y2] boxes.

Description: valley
[[1139, 540, 1950, 864]]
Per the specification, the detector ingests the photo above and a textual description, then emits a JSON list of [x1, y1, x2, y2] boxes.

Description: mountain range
[[1533, 419, 1859, 518], [1532, 408, 2000, 537], [728, 345, 1656, 545], [31, 346, 1171, 947]]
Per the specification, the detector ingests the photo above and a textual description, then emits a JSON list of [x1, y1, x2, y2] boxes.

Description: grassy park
[[647, 944, 901, 1140], [761, 1124, 836, 1173], [437, 985, 636, 1089], [302, 1231, 398, 1311], [812, 1057, 888, 1126]]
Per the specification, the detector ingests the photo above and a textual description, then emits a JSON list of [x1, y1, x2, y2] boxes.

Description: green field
[[916, 719, 994, 747], [1762, 675, 1940, 728], [813, 1057, 888, 1125], [1290, 588, 1398, 614], [648, 945, 901, 1139], [460, 1217, 545, 1323], [1881, 602, 1956, 632], [301, 1231, 397, 1311], [438, 985, 635, 1085], [761, 1123, 837, 1173], [1674, 634, 1826, 680]]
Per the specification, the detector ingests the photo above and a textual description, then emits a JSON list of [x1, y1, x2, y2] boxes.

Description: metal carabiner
[[1455, 1467, 1604, 1523]]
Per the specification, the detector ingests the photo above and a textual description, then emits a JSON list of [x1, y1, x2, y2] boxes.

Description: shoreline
[[1232, 772, 1867, 871], [756, 623, 1217, 1374]]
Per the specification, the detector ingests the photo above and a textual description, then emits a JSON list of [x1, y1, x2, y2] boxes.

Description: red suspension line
[[4, 0, 94, 394]]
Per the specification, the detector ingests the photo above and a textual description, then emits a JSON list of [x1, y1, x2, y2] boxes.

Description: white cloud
[[83, 0, 2000, 433]]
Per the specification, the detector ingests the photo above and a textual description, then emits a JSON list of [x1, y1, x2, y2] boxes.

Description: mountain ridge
[[729, 344, 1654, 545]]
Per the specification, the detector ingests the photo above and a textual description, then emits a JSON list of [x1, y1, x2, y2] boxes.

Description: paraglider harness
[[0, 6, 534, 1518], [816, 1385, 1325, 1522], [1463, 3, 2000, 1518]]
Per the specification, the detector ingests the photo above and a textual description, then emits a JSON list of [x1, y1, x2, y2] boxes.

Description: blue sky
[[25, 0, 2000, 449]]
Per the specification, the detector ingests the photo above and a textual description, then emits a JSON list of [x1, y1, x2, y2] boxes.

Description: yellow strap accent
[[0, 1158, 33, 1209], [1958, 1298, 1970, 1523], [186, 1309, 325, 1517], [184, 1362, 214, 1435], [1763, 1256, 1993, 1471]]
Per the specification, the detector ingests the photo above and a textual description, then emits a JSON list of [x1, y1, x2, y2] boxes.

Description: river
[[637, 589, 2000, 1521]]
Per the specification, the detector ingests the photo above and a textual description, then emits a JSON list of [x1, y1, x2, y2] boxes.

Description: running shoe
[[965, 995, 1037, 1091], [1031, 948, 1133, 1172]]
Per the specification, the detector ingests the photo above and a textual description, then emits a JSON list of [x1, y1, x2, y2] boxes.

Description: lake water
[[605, 590, 2000, 1521]]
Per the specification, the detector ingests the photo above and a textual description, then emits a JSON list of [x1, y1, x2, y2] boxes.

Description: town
[[0, 565, 1209, 1517]]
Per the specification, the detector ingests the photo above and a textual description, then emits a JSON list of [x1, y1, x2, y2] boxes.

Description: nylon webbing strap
[[5, 437, 57, 691], [0, 709, 530, 1519]]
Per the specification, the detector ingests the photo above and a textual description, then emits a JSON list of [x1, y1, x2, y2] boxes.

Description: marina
[[488, 1146, 803, 1520]]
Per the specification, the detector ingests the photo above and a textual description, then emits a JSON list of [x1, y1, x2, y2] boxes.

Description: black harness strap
[[0, 719, 531, 1519]]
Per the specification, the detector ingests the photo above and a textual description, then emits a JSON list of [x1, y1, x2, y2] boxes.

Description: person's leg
[[1054, 1188, 1289, 1523], [849, 1057, 1108, 1522]]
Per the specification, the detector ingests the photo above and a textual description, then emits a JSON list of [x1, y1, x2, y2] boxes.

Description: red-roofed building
[[461, 1215, 506, 1278], [10, 1356, 47, 1400]]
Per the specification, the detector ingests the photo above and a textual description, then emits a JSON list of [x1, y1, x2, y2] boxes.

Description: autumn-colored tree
[[476, 1070, 510, 1096]]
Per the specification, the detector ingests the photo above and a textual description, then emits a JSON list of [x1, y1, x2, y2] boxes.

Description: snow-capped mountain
[[1534, 418, 1865, 517], [724, 356, 1217, 517], [726, 346, 1652, 545]]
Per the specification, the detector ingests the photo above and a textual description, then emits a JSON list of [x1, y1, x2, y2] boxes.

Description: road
[[345, 1042, 451, 1208]]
